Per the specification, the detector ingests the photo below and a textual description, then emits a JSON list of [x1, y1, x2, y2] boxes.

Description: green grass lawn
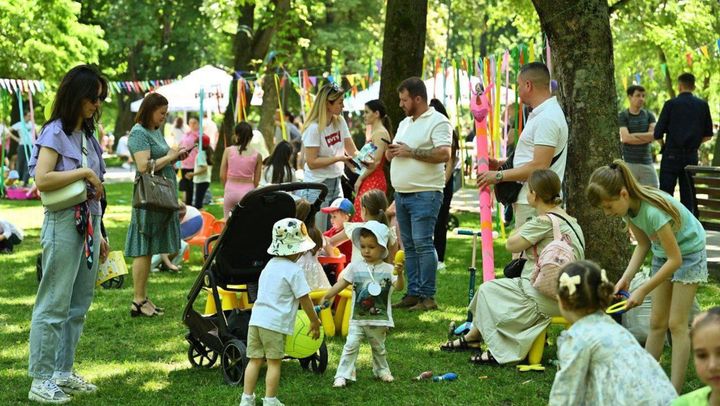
[[0, 182, 717, 405]]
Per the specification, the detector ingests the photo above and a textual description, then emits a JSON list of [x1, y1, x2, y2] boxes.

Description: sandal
[[159, 262, 180, 273], [440, 335, 482, 352], [130, 300, 160, 317], [470, 350, 499, 365], [145, 297, 164, 314]]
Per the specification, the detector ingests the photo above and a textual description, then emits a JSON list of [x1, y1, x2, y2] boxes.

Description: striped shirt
[[619, 109, 655, 164]]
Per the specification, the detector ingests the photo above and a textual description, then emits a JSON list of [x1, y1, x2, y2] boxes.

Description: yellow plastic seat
[[333, 287, 354, 336], [525, 316, 569, 366], [203, 286, 251, 314]]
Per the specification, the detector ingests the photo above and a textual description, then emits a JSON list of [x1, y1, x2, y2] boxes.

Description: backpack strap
[[547, 213, 563, 241], [547, 212, 584, 250]]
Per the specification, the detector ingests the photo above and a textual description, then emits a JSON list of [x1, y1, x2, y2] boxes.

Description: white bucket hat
[[267, 218, 316, 256], [351, 220, 390, 259]]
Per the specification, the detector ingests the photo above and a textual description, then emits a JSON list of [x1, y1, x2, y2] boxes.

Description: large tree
[[378, 0, 428, 134], [531, 0, 632, 277]]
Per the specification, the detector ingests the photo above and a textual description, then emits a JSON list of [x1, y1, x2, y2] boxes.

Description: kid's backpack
[[530, 213, 583, 297]]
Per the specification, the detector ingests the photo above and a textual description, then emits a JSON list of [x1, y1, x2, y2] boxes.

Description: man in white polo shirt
[[477, 62, 568, 228], [386, 77, 452, 311]]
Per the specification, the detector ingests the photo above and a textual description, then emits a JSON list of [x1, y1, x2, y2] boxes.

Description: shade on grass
[[0, 182, 715, 405]]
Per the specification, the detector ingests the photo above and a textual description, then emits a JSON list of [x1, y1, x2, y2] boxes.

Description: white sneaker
[[54, 372, 97, 394], [332, 377, 347, 388], [28, 380, 70, 404], [239, 393, 256, 406], [379, 374, 394, 382], [437, 262, 447, 271], [262, 397, 284, 406]]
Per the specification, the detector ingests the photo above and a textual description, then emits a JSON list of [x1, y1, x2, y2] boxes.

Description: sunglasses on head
[[328, 82, 343, 94]]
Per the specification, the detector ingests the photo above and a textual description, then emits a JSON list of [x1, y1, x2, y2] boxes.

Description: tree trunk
[[532, 0, 631, 279], [378, 0, 428, 135], [658, 47, 676, 99], [113, 94, 137, 141], [259, 71, 278, 151], [216, 0, 290, 179]]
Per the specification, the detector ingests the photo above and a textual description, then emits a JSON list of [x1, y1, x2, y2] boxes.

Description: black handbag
[[494, 150, 522, 206], [132, 160, 179, 211], [494, 147, 565, 206], [503, 255, 527, 278]]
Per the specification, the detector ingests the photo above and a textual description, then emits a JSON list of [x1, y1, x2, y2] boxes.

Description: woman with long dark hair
[[27, 65, 109, 402], [220, 121, 262, 218], [259, 140, 296, 186], [350, 99, 392, 221], [125, 93, 189, 318]]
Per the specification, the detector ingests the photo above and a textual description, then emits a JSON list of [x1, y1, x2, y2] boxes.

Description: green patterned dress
[[124, 123, 181, 257]]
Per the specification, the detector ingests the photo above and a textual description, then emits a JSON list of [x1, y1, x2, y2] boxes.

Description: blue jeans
[[28, 209, 101, 379], [659, 149, 698, 217], [395, 191, 443, 298]]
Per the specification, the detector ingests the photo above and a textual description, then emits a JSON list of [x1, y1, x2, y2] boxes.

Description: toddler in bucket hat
[[351, 220, 390, 259], [267, 218, 317, 256]]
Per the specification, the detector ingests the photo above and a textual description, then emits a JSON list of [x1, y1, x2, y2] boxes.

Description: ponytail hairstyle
[[365, 99, 394, 137], [295, 198, 322, 255], [303, 83, 344, 133], [360, 189, 389, 226], [203, 145, 214, 167], [587, 159, 681, 230], [556, 260, 615, 314], [264, 140, 294, 184], [690, 306, 720, 341], [528, 169, 562, 206], [233, 122, 254, 153]]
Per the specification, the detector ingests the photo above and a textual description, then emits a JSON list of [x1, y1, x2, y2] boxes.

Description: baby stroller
[[182, 182, 329, 385]]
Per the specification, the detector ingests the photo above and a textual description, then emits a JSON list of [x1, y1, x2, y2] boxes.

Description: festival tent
[[343, 71, 515, 113], [130, 65, 232, 113]]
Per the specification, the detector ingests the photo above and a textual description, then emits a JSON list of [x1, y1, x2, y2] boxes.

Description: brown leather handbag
[[132, 159, 179, 211]]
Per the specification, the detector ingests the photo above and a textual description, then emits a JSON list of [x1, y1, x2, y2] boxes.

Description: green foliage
[[611, 0, 720, 115]]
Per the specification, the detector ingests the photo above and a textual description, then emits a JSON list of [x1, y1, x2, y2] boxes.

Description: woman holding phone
[[125, 93, 189, 317], [351, 99, 392, 221]]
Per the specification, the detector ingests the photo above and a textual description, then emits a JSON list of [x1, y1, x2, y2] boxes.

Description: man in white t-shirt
[[386, 77, 452, 311], [477, 62, 568, 229]]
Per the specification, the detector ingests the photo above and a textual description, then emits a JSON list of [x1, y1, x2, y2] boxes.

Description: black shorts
[[178, 169, 193, 192]]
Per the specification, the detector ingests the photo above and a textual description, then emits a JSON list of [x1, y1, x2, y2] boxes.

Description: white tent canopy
[[343, 72, 515, 113], [130, 65, 232, 113]]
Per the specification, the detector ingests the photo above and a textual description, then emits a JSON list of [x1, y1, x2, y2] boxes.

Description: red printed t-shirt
[[301, 117, 351, 182]]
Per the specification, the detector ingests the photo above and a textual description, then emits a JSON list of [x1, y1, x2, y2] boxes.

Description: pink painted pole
[[471, 83, 495, 282]]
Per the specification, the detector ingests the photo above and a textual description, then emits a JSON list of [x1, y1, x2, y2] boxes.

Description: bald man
[[477, 62, 568, 228]]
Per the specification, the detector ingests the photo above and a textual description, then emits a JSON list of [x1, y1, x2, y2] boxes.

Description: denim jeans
[[297, 176, 342, 231], [659, 149, 698, 217], [395, 191, 443, 298], [28, 209, 101, 379]]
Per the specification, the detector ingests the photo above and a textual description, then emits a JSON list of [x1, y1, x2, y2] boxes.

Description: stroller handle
[[243, 182, 329, 207]]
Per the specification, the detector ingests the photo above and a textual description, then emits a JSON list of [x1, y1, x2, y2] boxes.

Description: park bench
[[686, 165, 720, 270]]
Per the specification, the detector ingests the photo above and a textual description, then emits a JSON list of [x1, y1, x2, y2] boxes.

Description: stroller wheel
[[221, 339, 248, 385], [101, 275, 125, 289], [299, 341, 328, 374], [188, 342, 218, 368]]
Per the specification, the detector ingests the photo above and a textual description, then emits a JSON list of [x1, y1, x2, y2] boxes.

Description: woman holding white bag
[[27, 65, 110, 404]]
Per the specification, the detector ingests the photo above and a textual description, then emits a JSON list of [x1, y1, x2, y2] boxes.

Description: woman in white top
[[300, 83, 360, 230], [170, 117, 186, 147]]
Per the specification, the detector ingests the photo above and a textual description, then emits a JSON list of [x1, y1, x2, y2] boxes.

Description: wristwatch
[[495, 171, 504, 182]]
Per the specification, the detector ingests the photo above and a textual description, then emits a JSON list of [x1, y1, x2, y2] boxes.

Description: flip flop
[[470, 350, 499, 365], [440, 335, 482, 352]]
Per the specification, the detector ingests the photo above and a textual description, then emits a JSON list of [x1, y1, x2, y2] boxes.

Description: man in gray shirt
[[619, 85, 658, 187]]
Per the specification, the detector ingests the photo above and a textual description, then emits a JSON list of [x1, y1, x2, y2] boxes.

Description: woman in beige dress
[[440, 169, 585, 364]]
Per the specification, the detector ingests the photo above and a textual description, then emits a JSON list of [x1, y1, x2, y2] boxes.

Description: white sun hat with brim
[[267, 218, 316, 256], [351, 220, 390, 259]]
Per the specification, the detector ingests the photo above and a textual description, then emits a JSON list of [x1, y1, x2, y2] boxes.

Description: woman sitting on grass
[[440, 169, 585, 365]]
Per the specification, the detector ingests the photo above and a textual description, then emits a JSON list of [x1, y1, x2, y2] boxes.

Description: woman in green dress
[[125, 93, 189, 317]]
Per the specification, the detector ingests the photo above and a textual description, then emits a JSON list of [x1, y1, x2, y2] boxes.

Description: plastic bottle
[[314, 301, 331, 313], [432, 372, 458, 382]]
